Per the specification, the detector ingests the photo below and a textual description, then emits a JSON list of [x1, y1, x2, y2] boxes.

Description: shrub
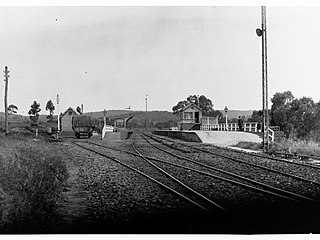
[[232, 141, 261, 151], [234, 139, 320, 157], [0, 138, 68, 232], [272, 138, 320, 156]]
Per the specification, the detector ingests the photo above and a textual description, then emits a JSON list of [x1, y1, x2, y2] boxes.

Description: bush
[[271, 138, 320, 156], [234, 138, 320, 157], [232, 141, 261, 151], [0, 138, 68, 232]]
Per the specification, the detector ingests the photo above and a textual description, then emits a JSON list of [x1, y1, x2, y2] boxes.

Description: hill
[[83, 110, 180, 128], [83, 110, 132, 118], [82, 110, 179, 121], [0, 110, 255, 130]]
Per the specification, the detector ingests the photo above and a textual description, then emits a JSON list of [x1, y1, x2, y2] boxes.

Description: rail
[[141, 133, 315, 203], [71, 141, 216, 214]]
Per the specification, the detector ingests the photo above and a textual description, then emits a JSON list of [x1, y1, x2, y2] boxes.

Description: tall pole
[[57, 94, 60, 139], [261, 7, 266, 152], [224, 106, 228, 131], [257, 6, 269, 152], [4, 66, 9, 136], [264, 6, 270, 152], [261, 6, 269, 152], [103, 109, 107, 126], [102, 109, 107, 139], [145, 95, 148, 130]]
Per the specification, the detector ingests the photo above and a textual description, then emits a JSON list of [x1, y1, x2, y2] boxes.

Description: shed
[[60, 107, 79, 132]]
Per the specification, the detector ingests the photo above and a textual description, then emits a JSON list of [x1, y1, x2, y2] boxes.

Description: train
[[72, 115, 93, 139], [71, 115, 133, 140]]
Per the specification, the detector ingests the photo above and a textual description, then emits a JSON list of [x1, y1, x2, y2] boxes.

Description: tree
[[286, 97, 316, 138], [76, 106, 82, 115], [271, 91, 294, 110], [8, 104, 18, 115], [270, 91, 294, 126], [187, 95, 199, 105], [270, 91, 319, 138], [172, 100, 189, 114], [210, 110, 223, 121], [272, 106, 287, 128], [308, 101, 320, 142], [247, 110, 263, 122], [28, 101, 41, 125], [172, 95, 220, 117], [46, 99, 55, 122], [198, 95, 213, 115]]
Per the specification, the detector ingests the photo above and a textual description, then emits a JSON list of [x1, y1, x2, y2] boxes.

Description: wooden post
[[4, 66, 9, 136], [57, 94, 60, 139], [145, 95, 148, 130], [261, 6, 269, 152], [102, 109, 107, 139]]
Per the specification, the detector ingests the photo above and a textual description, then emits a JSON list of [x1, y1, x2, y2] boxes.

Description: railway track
[[147, 132, 320, 169], [144, 132, 320, 172], [72, 137, 316, 207], [141, 133, 320, 202], [50, 132, 320, 233], [138, 134, 317, 203], [71, 141, 227, 214]]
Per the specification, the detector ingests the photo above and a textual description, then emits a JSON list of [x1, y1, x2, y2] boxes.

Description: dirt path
[[47, 143, 96, 233], [54, 165, 91, 232]]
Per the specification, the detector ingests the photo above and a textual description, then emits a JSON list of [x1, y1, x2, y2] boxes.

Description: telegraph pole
[[4, 66, 9, 136], [257, 6, 269, 152], [264, 6, 270, 152], [57, 94, 60, 139], [145, 95, 148, 130]]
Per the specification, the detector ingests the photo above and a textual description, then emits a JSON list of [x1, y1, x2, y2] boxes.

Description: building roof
[[181, 103, 202, 112], [60, 107, 79, 118]]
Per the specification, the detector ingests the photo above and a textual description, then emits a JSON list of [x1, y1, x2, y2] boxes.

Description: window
[[184, 112, 193, 119]]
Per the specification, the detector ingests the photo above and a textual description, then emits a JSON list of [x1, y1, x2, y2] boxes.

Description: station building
[[176, 103, 219, 130], [59, 107, 78, 132]]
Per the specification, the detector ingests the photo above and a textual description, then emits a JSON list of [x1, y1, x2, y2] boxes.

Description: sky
[[1, 3, 320, 115]]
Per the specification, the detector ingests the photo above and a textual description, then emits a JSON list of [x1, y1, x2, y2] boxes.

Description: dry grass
[[269, 139, 320, 156], [232, 141, 261, 151], [0, 134, 68, 232], [234, 139, 320, 157]]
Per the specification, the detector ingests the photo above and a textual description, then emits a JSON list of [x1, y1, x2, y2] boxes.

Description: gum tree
[[28, 101, 41, 126], [46, 99, 55, 122]]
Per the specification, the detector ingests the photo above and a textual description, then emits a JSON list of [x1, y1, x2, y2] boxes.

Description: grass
[[232, 141, 261, 151], [269, 139, 320, 156], [0, 134, 68, 232], [233, 139, 320, 157]]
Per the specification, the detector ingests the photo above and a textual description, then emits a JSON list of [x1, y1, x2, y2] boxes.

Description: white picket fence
[[200, 122, 260, 132], [200, 122, 275, 142]]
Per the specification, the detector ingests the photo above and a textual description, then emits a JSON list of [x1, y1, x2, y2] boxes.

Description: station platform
[[153, 130, 262, 147], [194, 131, 262, 146]]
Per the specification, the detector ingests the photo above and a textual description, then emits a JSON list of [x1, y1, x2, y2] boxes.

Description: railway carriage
[[72, 115, 93, 138]]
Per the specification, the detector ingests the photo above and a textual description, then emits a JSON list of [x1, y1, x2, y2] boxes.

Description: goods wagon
[[72, 115, 93, 138]]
